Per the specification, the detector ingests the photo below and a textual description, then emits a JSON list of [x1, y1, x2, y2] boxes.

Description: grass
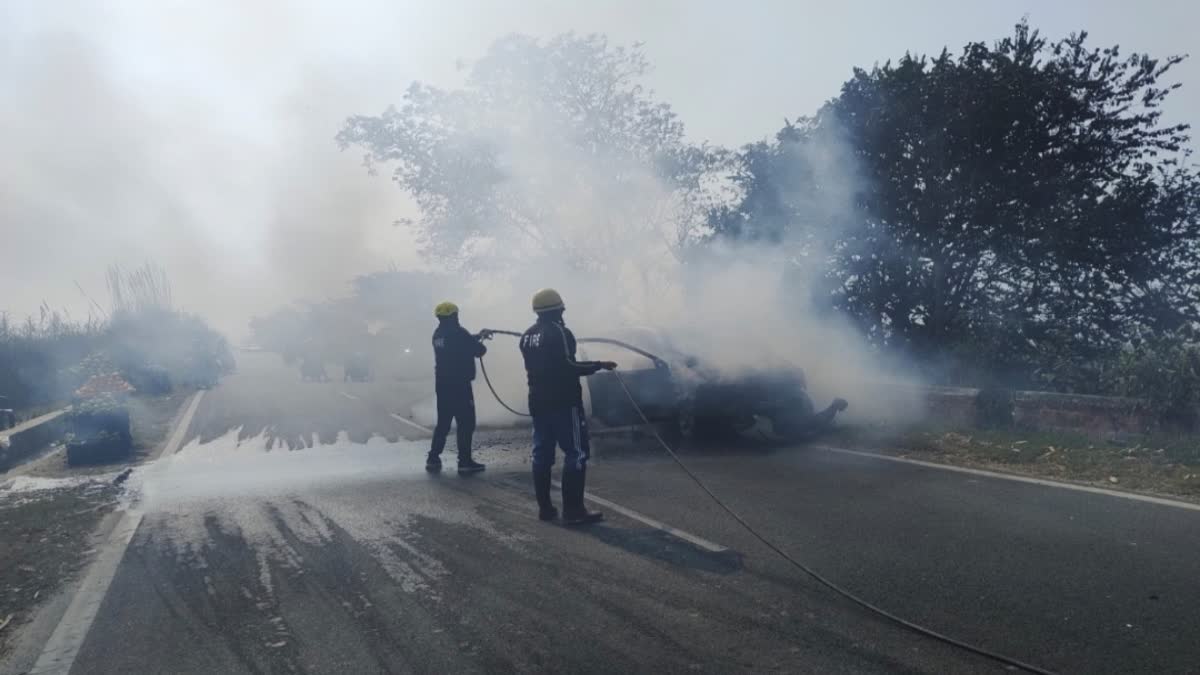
[[827, 423, 1200, 502]]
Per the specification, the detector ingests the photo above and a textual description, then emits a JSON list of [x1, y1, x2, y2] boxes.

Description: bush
[[123, 364, 171, 395], [107, 309, 235, 390], [1, 310, 104, 410], [1105, 331, 1200, 431]]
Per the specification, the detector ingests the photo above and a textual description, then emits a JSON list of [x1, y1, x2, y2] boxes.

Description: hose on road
[[610, 369, 1056, 675], [477, 328, 1056, 675]]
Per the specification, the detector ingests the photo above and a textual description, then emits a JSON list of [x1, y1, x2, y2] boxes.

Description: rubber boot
[[533, 467, 558, 521], [562, 469, 603, 526], [458, 457, 485, 474]]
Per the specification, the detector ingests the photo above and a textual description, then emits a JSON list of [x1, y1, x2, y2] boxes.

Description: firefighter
[[427, 302, 490, 474], [519, 289, 617, 524]]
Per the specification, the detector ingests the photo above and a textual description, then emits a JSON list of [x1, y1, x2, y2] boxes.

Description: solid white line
[[339, 392, 359, 401], [389, 413, 431, 434], [813, 445, 1200, 513], [158, 390, 205, 459], [552, 480, 729, 553], [30, 511, 143, 675], [31, 390, 205, 674]]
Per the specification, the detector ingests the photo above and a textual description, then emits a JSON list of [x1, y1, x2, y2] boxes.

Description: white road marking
[[814, 445, 1200, 513], [552, 480, 729, 553], [389, 413, 431, 434], [31, 390, 205, 674], [339, 392, 359, 401], [155, 390, 205, 460]]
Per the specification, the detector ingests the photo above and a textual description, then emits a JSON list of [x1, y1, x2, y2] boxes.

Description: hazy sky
[[2, 0, 1196, 337]]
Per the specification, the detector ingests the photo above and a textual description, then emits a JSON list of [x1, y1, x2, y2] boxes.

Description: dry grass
[[828, 423, 1200, 502]]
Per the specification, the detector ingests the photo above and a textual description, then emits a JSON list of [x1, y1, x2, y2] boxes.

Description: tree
[[718, 22, 1200, 386], [337, 33, 727, 274]]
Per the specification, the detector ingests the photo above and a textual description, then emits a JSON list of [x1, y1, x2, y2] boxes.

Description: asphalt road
[[25, 352, 1200, 673]]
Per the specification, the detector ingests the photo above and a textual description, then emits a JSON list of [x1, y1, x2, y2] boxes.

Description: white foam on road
[[124, 429, 424, 509], [115, 428, 533, 609]]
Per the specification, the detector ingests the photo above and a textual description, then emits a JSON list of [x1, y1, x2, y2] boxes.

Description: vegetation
[[0, 265, 233, 412], [830, 423, 1200, 501], [715, 22, 1198, 396], [249, 269, 446, 372], [338, 34, 725, 272], [336, 24, 1199, 429], [1104, 329, 1200, 430]]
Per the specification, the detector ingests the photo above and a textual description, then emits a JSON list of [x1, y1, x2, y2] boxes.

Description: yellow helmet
[[434, 301, 459, 318], [532, 288, 565, 313]]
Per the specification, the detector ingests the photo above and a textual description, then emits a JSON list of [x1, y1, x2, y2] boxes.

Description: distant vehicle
[[583, 327, 847, 441], [343, 353, 371, 382], [300, 358, 329, 382]]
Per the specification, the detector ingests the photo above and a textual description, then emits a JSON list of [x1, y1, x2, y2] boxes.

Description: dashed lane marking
[[551, 480, 729, 553]]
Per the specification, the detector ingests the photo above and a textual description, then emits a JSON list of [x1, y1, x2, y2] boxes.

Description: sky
[[1, 0, 1196, 338]]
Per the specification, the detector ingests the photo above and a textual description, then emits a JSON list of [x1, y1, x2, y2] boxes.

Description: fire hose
[[476, 328, 1055, 675]]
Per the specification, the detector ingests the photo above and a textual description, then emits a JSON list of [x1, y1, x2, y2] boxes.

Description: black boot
[[533, 467, 558, 521], [425, 452, 442, 472], [562, 469, 603, 526], [458, 458, 486, 474]]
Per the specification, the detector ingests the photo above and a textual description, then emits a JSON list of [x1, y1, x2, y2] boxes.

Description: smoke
[[2, 4, 923, 431], [0, 3, 416, 338], [372, 39, 924, 429]]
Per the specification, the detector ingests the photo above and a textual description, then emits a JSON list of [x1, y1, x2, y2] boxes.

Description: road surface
[[12, 352, 1200, 674]]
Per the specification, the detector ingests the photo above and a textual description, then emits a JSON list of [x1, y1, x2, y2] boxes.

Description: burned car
[[582, 328, 848, 441]]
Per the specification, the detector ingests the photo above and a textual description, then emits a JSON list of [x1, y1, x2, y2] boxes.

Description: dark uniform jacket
[[433, 320, 486, 385], [519, 316, 602, 415]]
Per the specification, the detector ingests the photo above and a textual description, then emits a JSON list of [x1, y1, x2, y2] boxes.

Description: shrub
[[107, 309, 235, 390], [1105, 330, 1200, 431]]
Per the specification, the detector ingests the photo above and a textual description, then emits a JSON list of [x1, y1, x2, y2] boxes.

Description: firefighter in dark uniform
[[427, 302, 490, 474], [520, 289, 617, 524]]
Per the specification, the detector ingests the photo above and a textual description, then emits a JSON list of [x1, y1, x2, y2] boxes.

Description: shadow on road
[[574, 524, 743, 575]]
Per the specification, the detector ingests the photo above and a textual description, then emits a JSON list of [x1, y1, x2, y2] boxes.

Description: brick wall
[[911, 386, 1162, 440]]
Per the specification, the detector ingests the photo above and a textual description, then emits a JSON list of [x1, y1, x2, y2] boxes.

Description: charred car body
[[582, 328, 848, 441]]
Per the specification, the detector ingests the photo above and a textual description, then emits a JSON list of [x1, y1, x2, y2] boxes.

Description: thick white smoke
[[0, 3, 417, 338], [387, 63, 924, 428]]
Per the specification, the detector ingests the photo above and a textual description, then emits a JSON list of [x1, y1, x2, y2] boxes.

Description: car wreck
[[581, 328, 848, 441]]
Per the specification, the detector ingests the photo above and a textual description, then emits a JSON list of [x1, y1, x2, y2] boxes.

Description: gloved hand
[[599, 361, 618, 371], [477, 329, 494, 341]]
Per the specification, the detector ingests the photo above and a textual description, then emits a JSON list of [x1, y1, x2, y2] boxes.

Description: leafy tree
[[338, 33, 727, 273], [718, 22, 1199, 385]]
